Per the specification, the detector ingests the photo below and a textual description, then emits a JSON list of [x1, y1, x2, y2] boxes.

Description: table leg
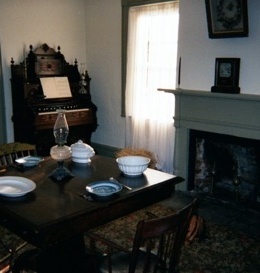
[[13, 235, 94, 273]]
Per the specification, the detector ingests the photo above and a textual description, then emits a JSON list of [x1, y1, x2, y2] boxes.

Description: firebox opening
[[188, 130, 260, 210]]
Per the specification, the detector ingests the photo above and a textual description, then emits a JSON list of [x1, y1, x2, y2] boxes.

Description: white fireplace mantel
[[159, 88, 260, 190]]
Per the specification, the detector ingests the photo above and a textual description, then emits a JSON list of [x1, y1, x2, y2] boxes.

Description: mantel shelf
[[157, 88, 260, 102]]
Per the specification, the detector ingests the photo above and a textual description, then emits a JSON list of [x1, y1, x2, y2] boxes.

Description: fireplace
[[159, 89, 260, 205], [188, 129, 260, 207]]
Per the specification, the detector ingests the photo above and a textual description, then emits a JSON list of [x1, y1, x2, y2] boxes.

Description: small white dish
[[15, 156, 44, 167], [86, 180, 123, 197], [0, 176, 36, 197]]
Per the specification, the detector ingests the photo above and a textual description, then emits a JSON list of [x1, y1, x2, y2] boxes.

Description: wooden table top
[[0, 155, 183, 248]]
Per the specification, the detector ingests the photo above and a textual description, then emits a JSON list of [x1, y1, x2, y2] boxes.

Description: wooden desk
[[0, 156, 183, 272]]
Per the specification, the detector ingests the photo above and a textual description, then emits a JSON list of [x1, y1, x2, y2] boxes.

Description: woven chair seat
[[85, 203, 176, 255]]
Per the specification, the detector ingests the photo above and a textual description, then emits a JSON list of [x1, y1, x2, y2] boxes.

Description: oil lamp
[[50, 110, 74, 181]]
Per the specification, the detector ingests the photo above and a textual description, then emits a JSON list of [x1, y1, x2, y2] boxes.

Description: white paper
[[40, 77, 72, 99]]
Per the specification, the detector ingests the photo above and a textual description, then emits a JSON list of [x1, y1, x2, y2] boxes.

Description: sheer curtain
[[125, 2, 179, 173], [0, 43, 6, 143]]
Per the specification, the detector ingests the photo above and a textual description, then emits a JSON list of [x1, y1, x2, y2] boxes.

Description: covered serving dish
[[70, 140, 95, 163]]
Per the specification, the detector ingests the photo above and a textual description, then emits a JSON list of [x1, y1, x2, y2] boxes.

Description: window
[[123, 0, 179, 173], [121, 0, 178, 115]]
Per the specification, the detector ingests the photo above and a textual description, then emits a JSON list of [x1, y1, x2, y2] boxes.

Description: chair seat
[[85, 203, 176, 254]]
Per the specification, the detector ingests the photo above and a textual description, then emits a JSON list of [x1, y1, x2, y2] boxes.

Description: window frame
[[121, 0, 176, 116]]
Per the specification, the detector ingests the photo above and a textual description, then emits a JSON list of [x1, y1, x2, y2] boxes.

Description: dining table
[[0, 155, 183, 272]]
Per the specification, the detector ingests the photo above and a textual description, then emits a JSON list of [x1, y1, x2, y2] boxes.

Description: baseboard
[[91, 142, 120, 158]]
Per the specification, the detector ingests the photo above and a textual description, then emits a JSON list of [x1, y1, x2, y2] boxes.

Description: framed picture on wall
[[205, 0, 249, 38]]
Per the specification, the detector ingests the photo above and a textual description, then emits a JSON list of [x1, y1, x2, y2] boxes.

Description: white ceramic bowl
[[116, 156, 150, 176]]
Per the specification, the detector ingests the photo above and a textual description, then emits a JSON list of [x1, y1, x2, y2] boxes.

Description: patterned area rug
[[0, 226, 28, 272], [96, 220, 260, 273], [179, 221, 260, 273], [1, 205, 259, 273]]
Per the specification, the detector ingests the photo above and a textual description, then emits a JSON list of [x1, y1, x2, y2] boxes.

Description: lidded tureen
[[70, 140, 95, 163]]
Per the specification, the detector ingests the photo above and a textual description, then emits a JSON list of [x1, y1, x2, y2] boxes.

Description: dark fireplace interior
[[188, 130, 260, 210]]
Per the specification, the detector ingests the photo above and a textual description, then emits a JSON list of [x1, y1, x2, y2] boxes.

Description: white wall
[[85, 0, 260, 150], [85, 0, 125, 148], [0, 0, 87, 142], [1, 0, 260, 148], [178, 0, 260, 93]]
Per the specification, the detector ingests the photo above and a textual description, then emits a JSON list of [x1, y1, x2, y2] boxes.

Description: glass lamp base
[[50, 145, 74, 182], [49, 161, 74, 182]]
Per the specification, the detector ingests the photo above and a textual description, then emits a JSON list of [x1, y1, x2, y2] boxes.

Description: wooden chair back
[[0, 142, 36, 166], [129, 199, 197, 273], [0, 143, 36, 271]]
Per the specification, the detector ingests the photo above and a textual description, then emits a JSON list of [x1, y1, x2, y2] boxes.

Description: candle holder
[[79, 63, 88, 94], [233, 175, 241, 202], [50, 110, 74, 181], [209, 162, 216, 195]]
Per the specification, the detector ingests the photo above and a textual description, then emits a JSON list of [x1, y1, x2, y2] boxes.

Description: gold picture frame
[[205, 0, 249, 38]]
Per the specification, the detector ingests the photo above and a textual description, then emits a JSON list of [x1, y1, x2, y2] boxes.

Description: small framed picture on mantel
[[205, 0, 249, 38], [211, 58, 240, 94]]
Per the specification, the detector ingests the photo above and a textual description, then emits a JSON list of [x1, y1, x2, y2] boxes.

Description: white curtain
[[125, 2, 179, 173], [0, 43, 6, 143]]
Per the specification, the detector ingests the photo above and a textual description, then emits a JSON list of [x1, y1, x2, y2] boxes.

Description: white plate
[[15, 156, 44, 167], [0, 176, 36, 197], [86, 180, 123, 197]]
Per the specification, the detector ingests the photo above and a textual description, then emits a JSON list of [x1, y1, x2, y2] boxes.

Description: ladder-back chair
[[87, 199, 197, 273], [0, 142, 36, 166], [0, 142, 36, 272]]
